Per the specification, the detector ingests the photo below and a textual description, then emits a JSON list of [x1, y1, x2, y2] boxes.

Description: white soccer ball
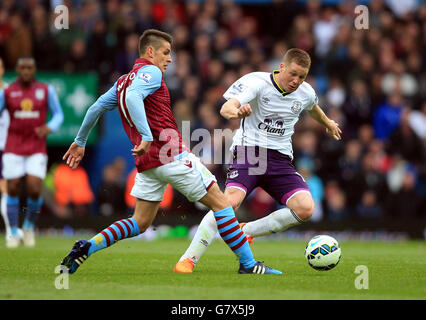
[[304, 235, 341, 271]]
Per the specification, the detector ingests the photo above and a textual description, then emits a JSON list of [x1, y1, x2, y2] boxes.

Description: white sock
[[179, 210, 218, 264], [243, 207, 304, 238], [0, 193, 11, 238]]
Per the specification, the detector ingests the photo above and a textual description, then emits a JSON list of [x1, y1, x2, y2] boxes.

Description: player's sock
[[87, 218, 140, 256], [6, 196, 19, 236], [243, 207, 303, 238], [0, 193, 11, 237], [23, 197, 42, 230], [214, 206, 256, 269], [178, 210, 217, 264]]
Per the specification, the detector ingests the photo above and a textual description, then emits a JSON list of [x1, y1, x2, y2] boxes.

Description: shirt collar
[[270, 70, 291, 97]]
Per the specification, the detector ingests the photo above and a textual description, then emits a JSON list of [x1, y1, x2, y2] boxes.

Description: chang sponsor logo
[[258, 118, 286, 136]]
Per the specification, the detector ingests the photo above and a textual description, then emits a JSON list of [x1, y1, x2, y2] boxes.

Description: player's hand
[[236, 104, 252, 119], [325, 120, 342, 140], [35, 125, 52, 138], [131, 140, 151, 157], [63, 142, 85, 170]]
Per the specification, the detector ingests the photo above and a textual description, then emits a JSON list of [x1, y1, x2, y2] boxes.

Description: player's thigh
[[25, 153, 48, 180], [132, 198, 161, 232], [2, 153, 25, 181], [159, 152, 217, 204], [260, 173, 309, 205], [130, 169, 167, 202]]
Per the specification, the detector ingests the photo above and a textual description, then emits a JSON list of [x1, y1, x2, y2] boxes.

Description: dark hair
[[138, 29, 173, 56], [283, 48, 311, 69]]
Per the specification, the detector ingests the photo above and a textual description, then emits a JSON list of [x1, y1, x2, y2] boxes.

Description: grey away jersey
[[223, 71, 318, 160]]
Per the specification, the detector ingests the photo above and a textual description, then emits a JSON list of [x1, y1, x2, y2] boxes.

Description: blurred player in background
[[0, 56, 64, 248], [0, 56, 16, 242], [175, 48, 342, 273], [61, 29, 281, 275]]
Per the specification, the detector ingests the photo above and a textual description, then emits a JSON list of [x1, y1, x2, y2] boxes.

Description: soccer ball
[[304, 235, 341, 271]]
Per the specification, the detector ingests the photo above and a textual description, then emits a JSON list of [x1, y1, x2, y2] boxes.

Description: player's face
[[151, 41, 172, 73], [16, 58, 36, 85], [279, 62, 309, 92]]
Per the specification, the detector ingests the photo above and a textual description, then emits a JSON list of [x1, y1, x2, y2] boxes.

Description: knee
[[294, 201, 314, 221], [288, 194, 315, 221]]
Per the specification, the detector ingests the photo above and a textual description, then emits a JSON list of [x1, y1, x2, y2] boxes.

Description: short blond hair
[[283, 48, 311, 69]]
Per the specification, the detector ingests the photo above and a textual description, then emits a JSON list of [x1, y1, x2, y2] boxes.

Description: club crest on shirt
[[35, 89, 45, 100], [228, 170, 239, 179], [291, 100, 302, 114]]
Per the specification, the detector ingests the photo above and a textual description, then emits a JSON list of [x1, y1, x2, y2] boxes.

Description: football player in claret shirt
[[0, 56, 64, 248], [60, 29, 281, 275], [174, 48, 342, 273]]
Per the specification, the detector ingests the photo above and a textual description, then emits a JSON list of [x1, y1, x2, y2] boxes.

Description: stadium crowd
[[0, 0, 424, 222]]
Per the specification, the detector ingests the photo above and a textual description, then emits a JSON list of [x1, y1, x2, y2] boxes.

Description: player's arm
[[307, 104, 342, 140], [63, 82, 118, 169], [35, 85, 64, 138], [0, 89, 5, 114], [125, 65, 162, 156], [220, 75, 260, 120], [220, 98, 252, 120]]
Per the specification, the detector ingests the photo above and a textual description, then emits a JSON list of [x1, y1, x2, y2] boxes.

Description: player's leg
[[174, 187, 246, 272], [61, 169, 164, 274], [2, 153, 25, 247], [242, 173, 313, 238], [0, 178, 11, 240], [23, 175, 43, 247], [86, 198, 159, 256], [169, 153, 280, 274], [5, 178, 22, 247], [22, 153, 48, 247]]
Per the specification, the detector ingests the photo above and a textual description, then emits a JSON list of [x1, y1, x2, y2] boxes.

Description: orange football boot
[[173, 258, 195, 273]]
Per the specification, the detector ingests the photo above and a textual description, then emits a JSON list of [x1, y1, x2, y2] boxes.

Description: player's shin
[[23, 197, 42, 230], [178, 210, 217, 264], [6, 195, 19, 236], [87, 218, 140, 256], [242, 207, 303, 238], [214, 206, 256, 268]]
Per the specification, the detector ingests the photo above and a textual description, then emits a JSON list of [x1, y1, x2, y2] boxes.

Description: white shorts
[[2, 153, 48, 180], [131, 152, 216, 202]]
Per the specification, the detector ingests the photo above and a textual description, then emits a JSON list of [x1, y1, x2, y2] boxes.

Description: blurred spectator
[[373, 92, 404, 141], [98, 157, 127, 217], [246, 188, 275, 219], [124, 167, 174, 213], [356, 190, 383, 219], [53, 163, 94, 218], [297, 157, 324, 222], [324, 180, 349, 221], [4, 12, 32, 68], [388, 107, 425, 165]]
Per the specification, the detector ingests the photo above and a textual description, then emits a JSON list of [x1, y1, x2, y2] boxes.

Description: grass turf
[[0, 235, 424, 300]]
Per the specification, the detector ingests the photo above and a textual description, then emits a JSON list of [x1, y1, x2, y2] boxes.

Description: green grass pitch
[[0, 235, 424, 300]]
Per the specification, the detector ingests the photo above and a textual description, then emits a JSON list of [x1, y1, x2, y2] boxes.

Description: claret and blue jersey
[[75, 58, 189, 172]]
